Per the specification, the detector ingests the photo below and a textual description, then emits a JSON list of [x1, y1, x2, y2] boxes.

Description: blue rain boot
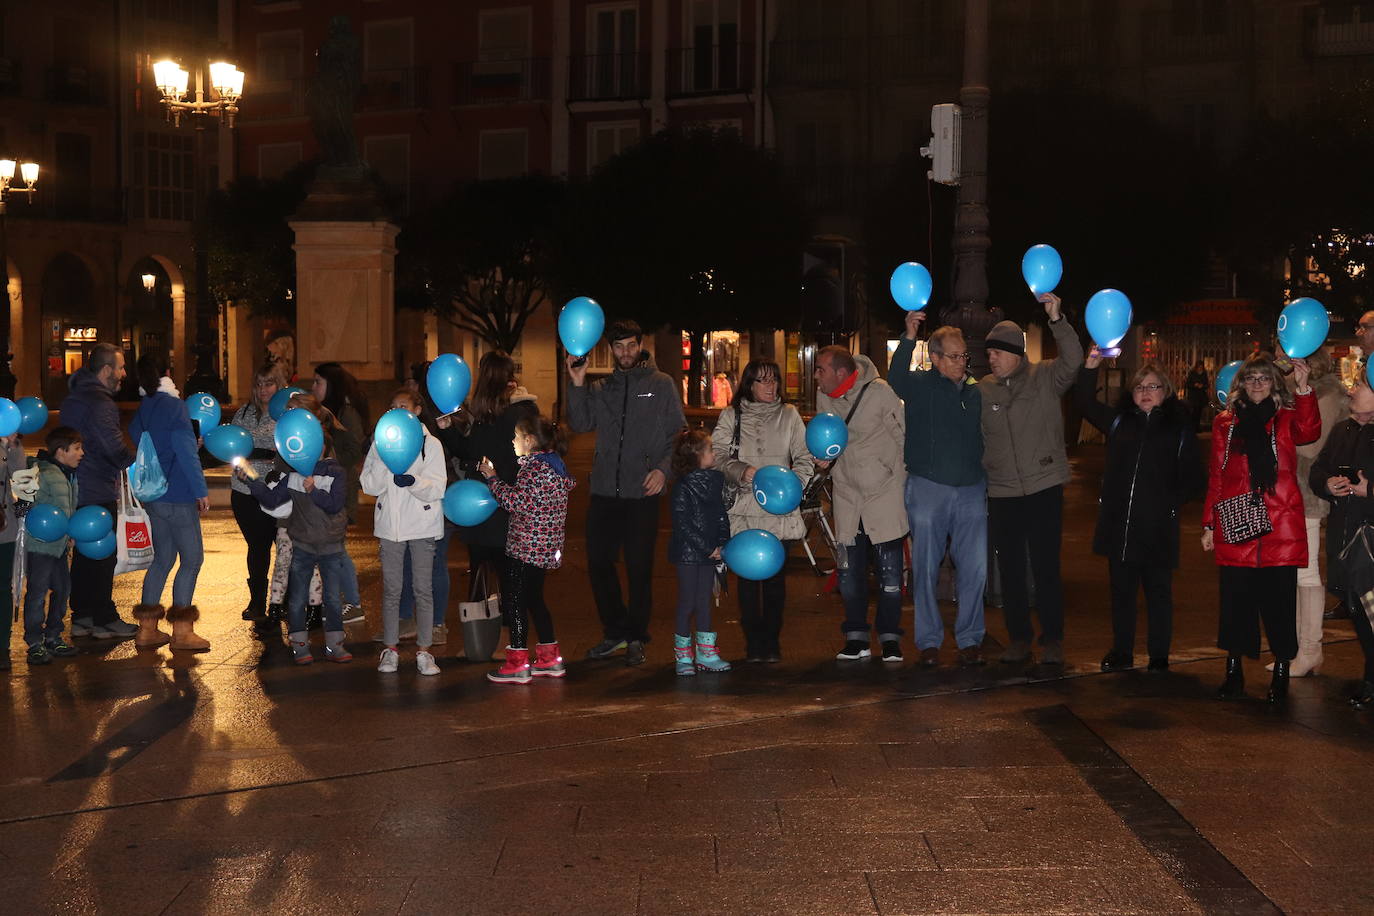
[[694, 631, 732, 673], [674, 635, 696, 677]]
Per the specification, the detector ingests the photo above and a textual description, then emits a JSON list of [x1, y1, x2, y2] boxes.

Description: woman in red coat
[[1202, 354, 1320, 702]]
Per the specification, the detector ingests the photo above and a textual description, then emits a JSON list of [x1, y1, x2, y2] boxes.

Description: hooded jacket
[[246, 457, 349, 555], [1204, 392, 1320, 568], [487, 452, 577, 568], [978, 317, 1084, 498], [815, 354, 910, 546], [567, 360, 685, 499], [712, 398, 815, 540], [129, 390, 209, 504], [27, 452, 78, 558], [360, 426, 447, 542], [669, 467, 732, 565], [59, 368, 134, 507]]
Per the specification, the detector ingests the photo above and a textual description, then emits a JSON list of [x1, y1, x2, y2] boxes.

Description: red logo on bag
[[125, 524, 151, 547]]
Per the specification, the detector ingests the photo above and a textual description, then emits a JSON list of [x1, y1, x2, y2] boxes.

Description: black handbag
[[1213, 422, 1274, 545], [721, 413, 743, 509]]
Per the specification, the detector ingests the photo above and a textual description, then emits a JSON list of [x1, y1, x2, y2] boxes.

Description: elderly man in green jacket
[[979, 292, 1084, 666]]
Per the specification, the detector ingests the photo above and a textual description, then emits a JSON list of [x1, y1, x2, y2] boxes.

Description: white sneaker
[[377, 647, 399, 673], [431, 624, 448, 645], [416, 650, 440, 676], [342, 603, 365, 625]]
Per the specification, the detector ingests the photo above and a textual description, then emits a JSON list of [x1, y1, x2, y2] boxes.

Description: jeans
[[906, 475, 988, 650], [287, 546, 346, 634], [69, 500, 118, 625], [380, 538, 434, 648], [988, 485, 1064, 645], [1108, 557, 1173, 659], [586, 494, 660, 642], [399, 525, 452, 625], [836, 531, 905, 642], [141, 500, 204, 607], [231, 488, 277, 612], [674, 562, 718, 637], [24, 550, 71, 647], [1218, 565, 1297, 660]]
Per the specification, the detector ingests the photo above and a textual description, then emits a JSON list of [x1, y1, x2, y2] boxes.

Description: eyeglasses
[[1242, 374, 1272, 384], [1134, 383, 1163, 392], [1359, 323, 1374, 331], [937, 352, 971, 362], [752, 377, 779, 387]]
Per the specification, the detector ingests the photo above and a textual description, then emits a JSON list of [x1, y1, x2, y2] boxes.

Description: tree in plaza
[[557, 127, 809, 407], [396, 175, 566, 354], [204, 163, 313, 320]]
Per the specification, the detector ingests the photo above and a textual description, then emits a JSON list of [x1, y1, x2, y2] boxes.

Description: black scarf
[[1234, 397, 1277, 493]]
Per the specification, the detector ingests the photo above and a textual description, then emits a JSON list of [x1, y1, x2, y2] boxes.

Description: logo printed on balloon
[[1215, 360, 1244, 408], [374, 408, 424, 475], [268, 386, 306, 421], [274, 408, 324, 476], [1276, 297, 1329, 360], [805, 413, 849, 461]]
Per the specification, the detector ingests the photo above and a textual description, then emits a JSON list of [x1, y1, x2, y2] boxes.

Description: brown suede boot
[[132, 604, 170, 648], [167, 605, 210, 652]]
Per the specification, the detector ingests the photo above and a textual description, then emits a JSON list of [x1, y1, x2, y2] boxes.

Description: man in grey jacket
[[979, 292, 1083, 665], [567, 320, 685, 665]]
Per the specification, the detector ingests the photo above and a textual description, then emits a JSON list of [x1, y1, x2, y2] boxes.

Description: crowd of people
[[4, 309, 1374, 711]]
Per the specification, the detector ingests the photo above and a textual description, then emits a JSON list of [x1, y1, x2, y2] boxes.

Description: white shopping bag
[[114, 471, 155, 575]]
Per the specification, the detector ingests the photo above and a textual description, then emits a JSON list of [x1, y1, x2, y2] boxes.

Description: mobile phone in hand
[[1338, 465, 1357, 481]]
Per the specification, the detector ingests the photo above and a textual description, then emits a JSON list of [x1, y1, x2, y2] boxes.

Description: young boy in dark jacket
[[21, 427, 83, 665]]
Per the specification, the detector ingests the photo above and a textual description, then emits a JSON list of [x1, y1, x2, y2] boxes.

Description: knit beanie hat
[[984, 320, 1026, 357]]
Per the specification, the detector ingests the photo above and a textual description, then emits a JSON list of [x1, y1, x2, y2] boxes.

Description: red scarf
[[831, 370, 858, 399]]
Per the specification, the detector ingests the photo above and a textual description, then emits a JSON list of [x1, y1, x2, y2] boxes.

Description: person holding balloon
[[711, 358, 815, 663], [310, 362, 369, 625], [1202, 354, 1319, 702], [128, 351, 211, 652], [228, 365, 283, 629], [19, 426, 84, 665], [0, 431, 26, 669], [361, 388, 449, 677], [667, 428, 733, 676]]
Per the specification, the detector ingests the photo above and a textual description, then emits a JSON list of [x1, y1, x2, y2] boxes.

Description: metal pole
[[949, 0, 994, 374]]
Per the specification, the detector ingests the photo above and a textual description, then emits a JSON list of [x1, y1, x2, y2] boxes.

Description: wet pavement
[[3, 434, 1374, 914]]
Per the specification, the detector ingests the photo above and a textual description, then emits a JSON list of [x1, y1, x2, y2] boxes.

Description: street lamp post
[[152, 58, 245, 128], [0, 157, 39, 375]]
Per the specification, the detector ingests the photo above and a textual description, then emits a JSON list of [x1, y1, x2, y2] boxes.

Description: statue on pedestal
[[307, 16, 364, 175]]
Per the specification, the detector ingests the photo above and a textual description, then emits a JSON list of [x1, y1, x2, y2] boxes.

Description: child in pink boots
[[479, 416, 575, 684]]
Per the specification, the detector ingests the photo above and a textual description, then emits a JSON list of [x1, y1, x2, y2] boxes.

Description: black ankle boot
[[1350, 680, 1374, 710], [1216, 655, 1245, 698], [1267, 660, 1290, 704]]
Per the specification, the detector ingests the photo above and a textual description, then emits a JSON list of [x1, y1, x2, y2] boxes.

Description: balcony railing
[[358, 66, 430, 110], [453, 58, 551, 105], [569, 52, 649, 101], [1304, 8, 1374, 57], [1139, 10, 1250, 64], [666, 44, 755, 97], [46, 65, 106, 105]]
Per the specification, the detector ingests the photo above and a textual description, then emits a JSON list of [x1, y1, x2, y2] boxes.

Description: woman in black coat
[[1076, 351, 1205, 672], [1309, 382, 1374, 708]]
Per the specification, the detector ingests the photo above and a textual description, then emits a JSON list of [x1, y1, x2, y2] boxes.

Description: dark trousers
[[231, 489, 277, 613], [1218, 565, 1298, 660], [1108, 557, 1173, 659], [503, 558, 553, 649], [989, 486, 1064, 644], [69, 500, 118, 625], [1349, 598, 1374, 682], [0, 541, 13, 649], [586, 494, 660, 643], [674, 562, 718, 637], [739, 570, 786, 656]]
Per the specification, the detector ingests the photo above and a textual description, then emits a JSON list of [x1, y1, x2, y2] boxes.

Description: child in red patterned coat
[[478, 415, 576, 684]]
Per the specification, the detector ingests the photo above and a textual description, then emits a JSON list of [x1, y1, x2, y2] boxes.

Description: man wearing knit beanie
[[979, 292, 1084, 665]]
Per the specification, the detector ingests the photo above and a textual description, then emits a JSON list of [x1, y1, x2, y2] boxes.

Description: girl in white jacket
[[361, 389, 449, 676]]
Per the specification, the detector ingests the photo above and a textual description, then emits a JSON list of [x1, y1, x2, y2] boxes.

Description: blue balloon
[[1021, 244, 1063, 295], [69, 505, 113, 543], [722, 529, 786, 581], [890, 262, 933, 311], [25, 504, 67, 542], [0, 398, 19, 437], [806, 413, 849, 460], [753, 465, 803, 516], [76, 530, 116, 560], [274, 407, 324, 476], [1276, 297, 1329, 360], [268, 386, 306, 421], [205, 424, 254, 464], [16, 397, 47, 435], [1216, 360, 1244, 408], [374, 408, 424, 475], [186, 392, 222, 429], [426, 354, 471, 415], [443, 479, 498, 527], [1085, 289, 1133, 349], [559, 296, 606, 357]]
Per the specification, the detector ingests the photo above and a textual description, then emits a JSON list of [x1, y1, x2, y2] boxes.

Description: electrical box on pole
[[920, 103, 962, 186]]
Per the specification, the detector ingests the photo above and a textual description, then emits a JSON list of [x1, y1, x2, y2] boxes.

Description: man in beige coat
[[814, 346, 909, 662]]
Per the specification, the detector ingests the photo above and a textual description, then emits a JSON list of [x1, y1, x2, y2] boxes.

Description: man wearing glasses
[[889, 312, 988, 667]]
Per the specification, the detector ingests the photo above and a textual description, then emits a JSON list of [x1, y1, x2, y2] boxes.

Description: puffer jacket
[[712, 399, 815, 540], [978, 317, 1084, 498], [816, 355, 909, 546], [1204, 392, 1320, 568], [59, 368, 134, 507], [1075, 367, 1205, 567], [1295, 373, 1348, 519], [246, 456, 349, 555], [229, 402, 277, 496], [27, 453, 78, 557], [567, 361, 686, 498], [669, 467, 731, 565], [359, 426, 447, 542], [487, 452, 577, 569]]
